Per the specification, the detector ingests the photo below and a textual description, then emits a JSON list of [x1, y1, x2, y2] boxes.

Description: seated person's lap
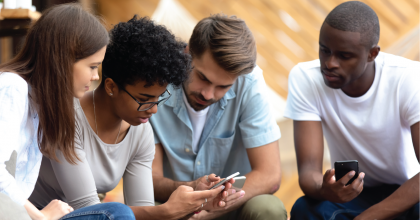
[[291, 184, 420, 220]]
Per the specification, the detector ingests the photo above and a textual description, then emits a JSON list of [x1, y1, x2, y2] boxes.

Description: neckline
[[182, 89, 209, 116], [336, 55, 383, 103], [76, 98, 132, 146]]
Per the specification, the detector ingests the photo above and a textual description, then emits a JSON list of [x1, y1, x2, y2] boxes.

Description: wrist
[[38, 210, 49, 220], [160, 202, 178, 220], [188, 180, 197, 189]]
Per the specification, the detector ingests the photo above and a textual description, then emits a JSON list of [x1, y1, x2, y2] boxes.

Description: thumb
[[323, 169, 335, 184]]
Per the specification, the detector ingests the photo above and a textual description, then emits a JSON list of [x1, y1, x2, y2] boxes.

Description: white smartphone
[[209, 172, 240, 190], [232, 176, 246, 191]]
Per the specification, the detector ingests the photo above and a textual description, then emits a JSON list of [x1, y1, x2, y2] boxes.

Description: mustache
[[190, 91, 216, 104]]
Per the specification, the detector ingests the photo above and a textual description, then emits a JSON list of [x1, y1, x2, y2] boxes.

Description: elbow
[[268, 170, 282, 194]]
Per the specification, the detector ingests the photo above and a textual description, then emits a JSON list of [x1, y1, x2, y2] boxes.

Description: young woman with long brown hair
[[0, 3, 134, 220]]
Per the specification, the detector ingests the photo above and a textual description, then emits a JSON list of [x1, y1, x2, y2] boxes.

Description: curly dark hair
[[102, 15, 190, 88]]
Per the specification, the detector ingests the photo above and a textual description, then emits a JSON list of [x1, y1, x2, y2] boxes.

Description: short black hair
[[102, 15, 190, 88], [324, 1, 380, 49]]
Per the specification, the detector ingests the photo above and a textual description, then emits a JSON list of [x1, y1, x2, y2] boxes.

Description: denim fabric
[[291, 184, 419, 220], [60, 202, 135, 220], [150, 66, 281, 181]]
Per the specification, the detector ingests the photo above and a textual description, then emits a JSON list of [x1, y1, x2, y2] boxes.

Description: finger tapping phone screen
[[209, 172, 240, 190]]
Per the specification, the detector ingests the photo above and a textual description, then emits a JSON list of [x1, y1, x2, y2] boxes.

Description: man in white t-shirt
[[285, 2, 419, 220]]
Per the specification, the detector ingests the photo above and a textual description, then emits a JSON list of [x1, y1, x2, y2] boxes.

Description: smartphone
[[231, 176, 246, 191], [334, 160, 359, 186], [210, 172, 240, 190]]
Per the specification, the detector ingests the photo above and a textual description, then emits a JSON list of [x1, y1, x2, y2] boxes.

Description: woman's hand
[[194, 174, 242, 211], [164, 184, 225, 219], [40, 199, 73, 220]]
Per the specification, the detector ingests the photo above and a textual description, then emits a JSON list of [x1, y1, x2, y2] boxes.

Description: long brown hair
[[0, 4, 109, 164]]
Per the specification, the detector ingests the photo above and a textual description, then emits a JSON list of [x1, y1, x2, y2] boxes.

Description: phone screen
[[209, 172, 240, 190]]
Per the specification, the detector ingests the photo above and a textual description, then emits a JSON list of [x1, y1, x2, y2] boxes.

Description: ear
[[367, 45, 380, 62], [104, 78, 119, 97], [184, 44, 190, 54]]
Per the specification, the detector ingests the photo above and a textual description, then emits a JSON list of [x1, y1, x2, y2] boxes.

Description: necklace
[[93, 89, 121, 144]]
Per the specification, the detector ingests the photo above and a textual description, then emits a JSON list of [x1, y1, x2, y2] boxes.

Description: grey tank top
[[29, 99, 155, 210]]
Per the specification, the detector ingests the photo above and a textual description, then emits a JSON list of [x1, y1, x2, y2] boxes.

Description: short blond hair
[[189, 14, 256, 75]]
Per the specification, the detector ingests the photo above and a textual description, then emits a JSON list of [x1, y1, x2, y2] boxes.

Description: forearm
[[298, 169, 325, 200], [130, 204, 179, 220], [153, 175, 193, 202], [357, 173, 419, 220], [24, 200, 45, 220]]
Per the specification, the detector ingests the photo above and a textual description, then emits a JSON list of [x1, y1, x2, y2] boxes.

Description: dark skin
[[79, 79, 226, 220], [295, 23, 419, 220]]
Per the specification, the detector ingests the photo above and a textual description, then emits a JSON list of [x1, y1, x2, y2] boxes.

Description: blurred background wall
[[1, 0, 418, 216]]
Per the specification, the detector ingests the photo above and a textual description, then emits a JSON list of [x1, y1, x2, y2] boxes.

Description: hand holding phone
[[209, 172, 240, 190], [334, 160, 359, 186], [232, 176, 246, 191], [320, 161, 364, 203]]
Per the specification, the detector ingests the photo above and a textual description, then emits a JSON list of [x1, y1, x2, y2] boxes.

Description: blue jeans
[[291, 184, 419, 220], [60, 202, 135, 220]]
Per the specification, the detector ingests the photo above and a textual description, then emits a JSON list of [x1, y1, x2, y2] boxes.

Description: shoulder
[[130, 122, 154, 146], [128, 122, 155, 158], [287, 60, 324, 94], [0, 72, 28, 95], [378, 52, 420, 85], [379, 52, 419, 69], [289, 59, 321, 82]]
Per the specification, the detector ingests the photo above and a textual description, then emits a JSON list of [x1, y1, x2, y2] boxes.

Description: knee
[[291, 196, 325, 219], [106, 202, 135, 219], [241, 195, 287, 220], [291, 196, 311, 213]]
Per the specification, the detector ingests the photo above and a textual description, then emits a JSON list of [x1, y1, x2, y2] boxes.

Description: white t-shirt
[[284, 52, 420, 187], [182, 89, 209, 154]]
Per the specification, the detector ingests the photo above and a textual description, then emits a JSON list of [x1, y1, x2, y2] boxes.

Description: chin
[[74, 91, 85, 99], [322, 78, 343, 89]]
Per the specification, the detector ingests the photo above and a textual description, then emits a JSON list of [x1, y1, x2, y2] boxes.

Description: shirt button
[[197, 161, 201, 165], [185, 148, 190, 153]]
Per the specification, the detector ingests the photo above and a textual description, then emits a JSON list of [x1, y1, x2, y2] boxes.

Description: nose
[[145, 103, 158, 115], [201, 86, 215, 101], [92, 70, 100, 81], [325, 55, 339, 69]]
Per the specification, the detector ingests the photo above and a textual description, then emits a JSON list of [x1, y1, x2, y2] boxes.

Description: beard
[[185, 90, 219, 111]]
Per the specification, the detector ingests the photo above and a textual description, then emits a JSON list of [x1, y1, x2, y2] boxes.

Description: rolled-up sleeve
[[238, 73, 281, 149]]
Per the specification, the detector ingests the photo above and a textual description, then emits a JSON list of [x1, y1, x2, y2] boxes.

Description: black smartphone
[[334, 160, 359, 186]]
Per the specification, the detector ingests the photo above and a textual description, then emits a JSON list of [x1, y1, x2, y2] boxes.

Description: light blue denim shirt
[[150, 66, 281, 181]]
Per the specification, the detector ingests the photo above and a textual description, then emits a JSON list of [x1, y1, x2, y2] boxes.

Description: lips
[[138, 117, 149, 123], [194, 96, 208, 105], [322, 70, 341, 82]]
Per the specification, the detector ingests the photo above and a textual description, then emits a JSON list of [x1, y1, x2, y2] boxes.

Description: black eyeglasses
[[122, 88, 171, 112]]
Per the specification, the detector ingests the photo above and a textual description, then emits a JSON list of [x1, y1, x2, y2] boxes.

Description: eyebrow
[[139, 91, 166, 98], [90, 62, 102, 65], [198, 70, 234, 88], [319, 43, 354, 54]]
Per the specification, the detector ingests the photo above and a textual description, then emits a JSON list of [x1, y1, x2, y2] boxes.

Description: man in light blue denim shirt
[[150, 14, 286, 220]]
